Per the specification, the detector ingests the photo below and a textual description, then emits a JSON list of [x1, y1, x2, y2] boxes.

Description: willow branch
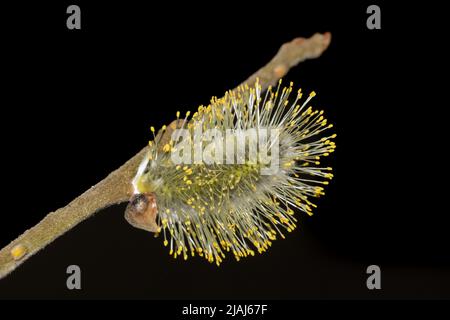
[[237, 32, 331, 90], [0, 32, 331, 280]]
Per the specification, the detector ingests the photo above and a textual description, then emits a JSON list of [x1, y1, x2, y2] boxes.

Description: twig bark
[[0, 32, 331, 279], [238, 32, 331, 90]]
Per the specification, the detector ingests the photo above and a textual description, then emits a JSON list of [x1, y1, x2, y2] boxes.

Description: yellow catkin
[[131, 79, 336, 266]]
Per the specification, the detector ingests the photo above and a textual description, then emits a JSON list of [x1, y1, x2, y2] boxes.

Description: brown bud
[[124, 193, 160, 232]]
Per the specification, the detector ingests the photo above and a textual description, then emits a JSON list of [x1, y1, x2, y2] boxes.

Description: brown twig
[[238, 32, 331, 90], [0, 32, 331, 279]]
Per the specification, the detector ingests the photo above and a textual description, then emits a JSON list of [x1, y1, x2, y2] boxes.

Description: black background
[[0, 1, 448, 299]]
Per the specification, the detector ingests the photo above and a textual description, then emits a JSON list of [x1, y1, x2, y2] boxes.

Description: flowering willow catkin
[[125, 79, 336, 266]]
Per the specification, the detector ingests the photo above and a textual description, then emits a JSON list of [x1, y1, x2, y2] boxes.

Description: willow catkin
[[125, 79, 336, 266]]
